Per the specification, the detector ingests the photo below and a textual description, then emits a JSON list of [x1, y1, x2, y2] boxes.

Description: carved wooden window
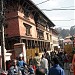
[[26, 27, 30, 35], [23, 23, 32, 36], [37, 29, 44, 40]]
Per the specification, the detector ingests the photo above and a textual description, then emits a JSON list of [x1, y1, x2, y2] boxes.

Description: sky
[[32, 0, 74, 29]]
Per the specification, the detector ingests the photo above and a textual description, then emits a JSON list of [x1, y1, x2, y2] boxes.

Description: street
[[65, 69, 73, 75], [64, 63, 73, 75], [0, 0, 74, 74]]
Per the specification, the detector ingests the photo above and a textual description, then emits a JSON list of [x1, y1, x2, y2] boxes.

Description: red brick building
[[3, 0, 55, 58]]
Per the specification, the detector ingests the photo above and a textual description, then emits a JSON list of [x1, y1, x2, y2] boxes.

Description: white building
[[0, 46, 12, 68], [50, 29, 59, 51]]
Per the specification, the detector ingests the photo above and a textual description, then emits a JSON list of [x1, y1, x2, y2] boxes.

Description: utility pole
[[0, 0, 6, 70]]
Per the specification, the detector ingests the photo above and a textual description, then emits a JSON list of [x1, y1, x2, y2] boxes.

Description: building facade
[[50, 29, 59, 51], [2, 0, 58, 59]]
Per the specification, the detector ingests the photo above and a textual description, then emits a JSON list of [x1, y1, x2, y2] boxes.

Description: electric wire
[[41, 9, 75, 11], [25, 0, 74, 14], [31, 0, 74, 28], [34, 0, 75, 9], [33, 0, 75, 11], [33, 1, 75, 21], [27, 1, 75, 23], [52, 19, 75, 21], [35, 0, 50, 6], [60, 6, 75, 8]]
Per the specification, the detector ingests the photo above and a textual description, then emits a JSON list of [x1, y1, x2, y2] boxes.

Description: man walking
[[41, 54, 48, 74], [48, 57, 65, 75], [8, 59, 22, 75]]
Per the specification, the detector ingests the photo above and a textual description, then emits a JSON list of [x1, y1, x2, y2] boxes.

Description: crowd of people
[[7, 54, 34, 75], [6, 50, 72, 75]]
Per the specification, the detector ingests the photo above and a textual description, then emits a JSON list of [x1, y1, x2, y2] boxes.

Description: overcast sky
[[32, 0, 74, 29]]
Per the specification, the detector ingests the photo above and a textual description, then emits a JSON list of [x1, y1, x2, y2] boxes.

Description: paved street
[[65, 69, 73, 75], [64, 63, 73, 75]]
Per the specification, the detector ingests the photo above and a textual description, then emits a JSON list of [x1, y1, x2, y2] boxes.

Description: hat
[[19, 54, 23, 57]]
